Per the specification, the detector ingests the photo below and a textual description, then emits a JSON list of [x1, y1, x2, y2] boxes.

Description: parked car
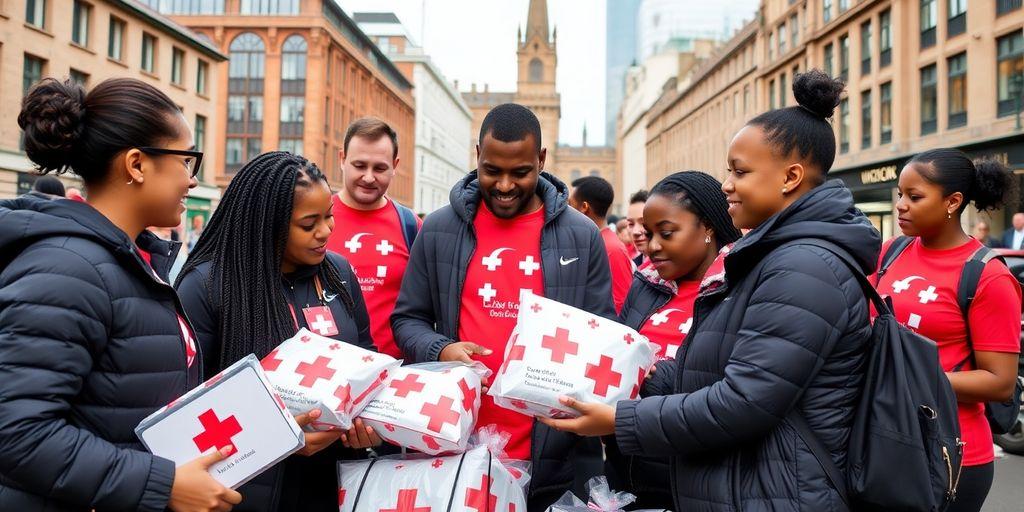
[[993, 249, 1024, 455]]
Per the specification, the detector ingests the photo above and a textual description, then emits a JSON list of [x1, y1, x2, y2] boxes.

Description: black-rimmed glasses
[[138, 147, 204, 179]]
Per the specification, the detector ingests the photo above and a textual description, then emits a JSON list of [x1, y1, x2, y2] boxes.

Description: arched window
[[590, 169, 601, 177], [280, 34, 307, 155], [570, 169, 582, 181], [227, 32, 265, 173], [529, 58, 544, 82]]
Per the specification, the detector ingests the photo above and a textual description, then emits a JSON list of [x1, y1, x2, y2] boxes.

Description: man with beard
[[391, 103, 613, 511]]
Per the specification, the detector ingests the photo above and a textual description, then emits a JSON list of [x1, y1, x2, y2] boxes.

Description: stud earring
[[705, 235, 712, 244], [947, 212, 953, 219], [782, 187, 788, 194]]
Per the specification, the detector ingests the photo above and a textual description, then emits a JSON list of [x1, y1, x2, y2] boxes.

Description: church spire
[[525, 0, 550, 43]]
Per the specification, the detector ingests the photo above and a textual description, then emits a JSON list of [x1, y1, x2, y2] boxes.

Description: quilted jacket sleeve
[[615, 246, 852, 457], [0, 243, 175, 511], [391, 222, 453, 363], [583, 227, 615, 321]]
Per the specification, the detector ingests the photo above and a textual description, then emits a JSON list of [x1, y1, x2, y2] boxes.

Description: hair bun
[[792, 69, 845, 119], [972, 157, 1016, 212], [17, 78, 87, 174]]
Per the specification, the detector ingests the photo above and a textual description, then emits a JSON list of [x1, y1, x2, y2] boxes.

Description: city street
[[983, 449, 1024, 512]]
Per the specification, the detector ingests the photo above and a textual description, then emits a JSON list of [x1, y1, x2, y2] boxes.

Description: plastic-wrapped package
[[337, 442, 529, 512], [358, 362, 491, 455], [489, 291, 659, 418], [261, 327, 401, 431], [546, 476, 670, 512]]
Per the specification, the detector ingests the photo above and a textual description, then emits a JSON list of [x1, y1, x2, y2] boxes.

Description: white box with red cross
[[134, 354, 305, 489], [337, 446, 528, 512], [357, 362, 488, 455], [489, 291, 659, 419], [262, 328, 401, 432]]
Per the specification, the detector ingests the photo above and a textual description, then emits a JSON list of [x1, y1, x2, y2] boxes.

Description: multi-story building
[[605, 0, 640, 146], [644, 0, 1024, 237], [155, 0, 417, 207], [0, 0, 226, 225], [617, 37, 716, 201], [355, 12, 472, 215], [463, 0, 621, 212]]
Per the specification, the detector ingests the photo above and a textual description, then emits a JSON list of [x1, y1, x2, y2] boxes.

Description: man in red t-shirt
[[569, 176, 634, 314], [626, 190, 649, 268], [392, 104, 614, 511], [325, 118, 420, 359]]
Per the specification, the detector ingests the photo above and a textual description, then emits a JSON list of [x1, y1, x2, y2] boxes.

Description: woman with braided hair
[[176, 151, 380, 512], [603, 171, 741, 509]]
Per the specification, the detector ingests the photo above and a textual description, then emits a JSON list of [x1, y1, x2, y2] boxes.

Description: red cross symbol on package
[[420, 396, 460, 433], [295, 356, 336, 388], [379, 489, 431, 512], [585, 355, 622, 397], [540, 327, 579, 363], [389, 373, 426, 398], [192, 409, 242, 456], [464, 475, 498, 512]]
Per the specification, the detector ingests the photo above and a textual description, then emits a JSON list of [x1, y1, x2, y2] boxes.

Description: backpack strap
[[790, 413, 851, 507], [391, 199, 420, 249], [952, 245, 1005, 371], [875, 236, 913, 284]]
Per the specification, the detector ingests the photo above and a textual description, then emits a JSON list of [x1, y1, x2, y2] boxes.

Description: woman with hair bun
[[0, 78, 241, 511], [872, 149, 1021, 512], [604, 170, 741, 509], [542, 69, 880, 511]]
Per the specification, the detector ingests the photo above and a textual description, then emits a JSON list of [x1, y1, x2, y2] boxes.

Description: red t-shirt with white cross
[[326, 196, 419, 359], [638, 276, 700, 360], [458, 202, 546, 461], [872, 237, 1021, 466]]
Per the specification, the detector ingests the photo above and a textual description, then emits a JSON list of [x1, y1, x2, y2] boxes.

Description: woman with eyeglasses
[[0, 78, 240, 512]]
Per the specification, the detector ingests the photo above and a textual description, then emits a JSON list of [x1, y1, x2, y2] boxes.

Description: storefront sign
[[860, 165, 898, 185]]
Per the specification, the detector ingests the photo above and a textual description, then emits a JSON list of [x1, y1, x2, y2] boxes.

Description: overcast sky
[[335, 0, 756, 147]]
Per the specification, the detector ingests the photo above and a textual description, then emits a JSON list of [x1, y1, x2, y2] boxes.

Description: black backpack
[[787, 239, 963, 512], [879, 236, 1023, 435]]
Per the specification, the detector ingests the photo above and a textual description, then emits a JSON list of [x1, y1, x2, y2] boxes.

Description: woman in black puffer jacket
[[542, 70, 880, 511], [0, 78, 240, 511]]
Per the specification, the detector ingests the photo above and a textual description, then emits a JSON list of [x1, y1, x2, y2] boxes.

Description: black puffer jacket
[[391, 171, 614, 509], [615, 181, 880, 512], [0, 195, 200, 511], [604, 271, 675, 508], [176, 252, 375, 511]]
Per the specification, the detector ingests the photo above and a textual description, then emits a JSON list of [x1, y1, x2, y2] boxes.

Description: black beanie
[[650, 171, 742, 248]]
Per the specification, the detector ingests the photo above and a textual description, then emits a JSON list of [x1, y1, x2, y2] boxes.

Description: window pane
[[227, 96, 245, 122], [861, 90, 871, 148], [226, 138, 243, 164], [172, 48, 184, 84], [920, 0, 937, 30], [26, 0, 45, 28], [880, 82, 892, 141], [108, 18, 124, 60], [23, 54, 44, 94], [948, 0, 966, 16], [280, 96, 304, 123], [880, 10, 892, 50], [248, 97, 263, 122], [247, 138, 262, 159], [142, 34, 156, 72], [72, 1, 89, 46], [197, 61, 208, 94]]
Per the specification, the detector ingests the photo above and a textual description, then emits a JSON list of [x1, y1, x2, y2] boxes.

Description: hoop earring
[[127, 178, 135, 185]]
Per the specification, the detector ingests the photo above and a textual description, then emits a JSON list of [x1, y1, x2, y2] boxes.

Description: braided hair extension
[[176, 151, 354, 368], [650, 171, 742, 249]]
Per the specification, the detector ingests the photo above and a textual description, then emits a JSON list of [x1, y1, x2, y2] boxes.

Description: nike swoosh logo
[[559, 257, 579, 266], [323, 292, 338, 303]]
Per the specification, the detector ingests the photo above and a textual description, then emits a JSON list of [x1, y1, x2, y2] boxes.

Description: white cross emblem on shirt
[[376, 240, 395, 256], [918, 286, 939, 304], [679, 318, 693, 334], [649, 311, 670, 326], [478, 283, 497, 304], [518, 256, 540, 276]]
